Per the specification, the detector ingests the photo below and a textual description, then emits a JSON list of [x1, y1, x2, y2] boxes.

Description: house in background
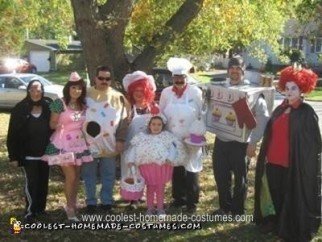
[[24, 39, 85, 72], [243, 19, 322, 72]]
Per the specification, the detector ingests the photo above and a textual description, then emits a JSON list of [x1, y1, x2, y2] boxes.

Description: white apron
[[164, 93, 203, 172], [121, 106, 150, 177]]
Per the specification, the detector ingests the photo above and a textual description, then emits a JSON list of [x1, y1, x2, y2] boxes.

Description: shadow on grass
[[1, 203, 277, 242], [1, 131, 321, 241]]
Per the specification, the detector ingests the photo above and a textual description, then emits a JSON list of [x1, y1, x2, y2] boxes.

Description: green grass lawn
[[41, 70, 322, 102], [1, 70, 321, 240], [306, 87, 322, 101], [41, 70, 88, 86], [194, 72, 322, 101], [0, 112, 321, 241]]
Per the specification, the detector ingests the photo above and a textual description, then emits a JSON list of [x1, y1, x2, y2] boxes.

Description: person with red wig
[[121, 71, 157, 208], [254, 64, 321, 241]]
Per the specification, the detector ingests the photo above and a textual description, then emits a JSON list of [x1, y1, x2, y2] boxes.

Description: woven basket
[[120, 175, 145, 201]]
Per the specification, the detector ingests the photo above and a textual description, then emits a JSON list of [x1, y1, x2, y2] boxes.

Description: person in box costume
[[212, 56, 270, 216]]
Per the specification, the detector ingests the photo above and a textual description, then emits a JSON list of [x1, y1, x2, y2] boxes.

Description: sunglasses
[[97, 76, 111, 81]]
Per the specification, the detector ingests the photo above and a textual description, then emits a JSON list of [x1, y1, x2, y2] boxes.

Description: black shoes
[[100, 204, 112, 212], [86, 205, 97, 214], [23, 214, 36, 223], [259, 221, 276, 234], [184, 206, 197, 214], [86, 204, 113, 213], [169, 200, 186, 209], [212, 208, 230, 216]]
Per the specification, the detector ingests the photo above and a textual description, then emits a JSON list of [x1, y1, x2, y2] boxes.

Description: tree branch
[[133, 0, 205, 71]]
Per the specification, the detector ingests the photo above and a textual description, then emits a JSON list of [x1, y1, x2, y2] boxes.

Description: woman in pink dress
[[44, 72, 93, 221]]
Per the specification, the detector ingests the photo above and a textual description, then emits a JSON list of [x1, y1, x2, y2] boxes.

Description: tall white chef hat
[[167, 57, 192, 76]]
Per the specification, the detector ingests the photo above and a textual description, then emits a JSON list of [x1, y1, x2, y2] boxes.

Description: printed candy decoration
[[100, 111, 106, 117]]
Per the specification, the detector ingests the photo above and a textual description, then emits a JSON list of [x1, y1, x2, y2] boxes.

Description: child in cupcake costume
[[43, 72, 93, 221], [127, 110, 186, 215]]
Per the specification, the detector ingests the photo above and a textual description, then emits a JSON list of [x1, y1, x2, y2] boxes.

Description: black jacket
[[7, 97, 52, 166], [254, 101, 321, 242]]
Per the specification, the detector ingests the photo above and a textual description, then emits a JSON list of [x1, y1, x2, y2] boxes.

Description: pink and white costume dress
[[44, 99, 93, 166], [126, 131, 186, 210]]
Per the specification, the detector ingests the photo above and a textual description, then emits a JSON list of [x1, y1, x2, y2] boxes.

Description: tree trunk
[[133, 0, 205, 73], [71, 0, 133, 85], [71, 0, 204, 86]]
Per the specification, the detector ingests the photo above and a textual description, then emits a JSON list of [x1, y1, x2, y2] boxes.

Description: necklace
[[69, 102, 78, 110]]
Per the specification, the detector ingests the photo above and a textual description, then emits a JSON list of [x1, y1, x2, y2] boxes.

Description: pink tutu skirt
[[139, 163, 173, 186]]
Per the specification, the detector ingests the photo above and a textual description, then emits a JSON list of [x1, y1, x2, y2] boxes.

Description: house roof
[[25, 39, 82, 52]]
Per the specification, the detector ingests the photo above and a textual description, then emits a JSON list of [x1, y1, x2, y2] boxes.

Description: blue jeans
[[81, 157, 116, 206]]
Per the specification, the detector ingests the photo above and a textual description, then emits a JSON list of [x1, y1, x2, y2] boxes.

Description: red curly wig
[[278, 66, 318, 94], [126, 79, 155, 106]]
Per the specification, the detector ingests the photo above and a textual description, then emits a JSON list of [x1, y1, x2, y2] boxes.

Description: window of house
[[315, 38, 322, 53], [280, 37, 303, 50]]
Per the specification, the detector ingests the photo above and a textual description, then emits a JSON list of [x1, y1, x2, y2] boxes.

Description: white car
[[0, 73, 63, 108]]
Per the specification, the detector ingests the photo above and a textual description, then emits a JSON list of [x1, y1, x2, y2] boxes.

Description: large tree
[[71, 0, 204, 83]]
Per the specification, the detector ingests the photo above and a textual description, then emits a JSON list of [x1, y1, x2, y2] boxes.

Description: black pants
[[212, 138, 249, 215], [22, 159, 49, 217], [266, 163, 288, 223], [172, 166, 200, 208]]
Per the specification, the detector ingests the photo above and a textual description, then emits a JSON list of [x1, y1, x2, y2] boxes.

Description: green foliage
[[0, 1, 28, 56], [280, 48, 306, 64], [0, 0, 74, 56], [1, 0, 319, 70], [306, 87, 322, 100], [125, 0, 302, 66]]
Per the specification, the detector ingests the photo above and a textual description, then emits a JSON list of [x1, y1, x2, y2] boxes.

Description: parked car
[[151, 68, 200, 101], [0, 58, 37, 74], [0, 73, 63, 108]]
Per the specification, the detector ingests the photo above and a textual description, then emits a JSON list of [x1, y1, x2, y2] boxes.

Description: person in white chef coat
[[159, 57, 203, 213]]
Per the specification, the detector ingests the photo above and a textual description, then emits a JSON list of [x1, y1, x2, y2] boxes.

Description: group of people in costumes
[[7, 56, 321, 241]]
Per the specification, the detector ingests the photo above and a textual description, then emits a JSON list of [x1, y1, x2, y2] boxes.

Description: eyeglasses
[[97, 76, 111, 81]]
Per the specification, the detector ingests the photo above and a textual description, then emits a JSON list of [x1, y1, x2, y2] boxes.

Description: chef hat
[[122, 70, 156, 92], [167, 57, 192, 75]]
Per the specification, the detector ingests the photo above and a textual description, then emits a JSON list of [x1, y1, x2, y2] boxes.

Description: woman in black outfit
[[7, 79, 52, 222]]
